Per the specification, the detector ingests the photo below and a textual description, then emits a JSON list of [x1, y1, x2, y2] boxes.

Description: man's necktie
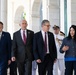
[[23, 31, 26, 44], [44, 32, 47, 52]]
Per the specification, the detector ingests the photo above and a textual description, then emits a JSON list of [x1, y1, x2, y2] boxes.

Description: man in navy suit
[[33, 20, 57, 75], [0, 21, 11, 75]]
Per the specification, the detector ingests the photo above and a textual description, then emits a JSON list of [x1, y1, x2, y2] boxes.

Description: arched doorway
[[31, 0, 41, 33], [14, 6, 24, 31]]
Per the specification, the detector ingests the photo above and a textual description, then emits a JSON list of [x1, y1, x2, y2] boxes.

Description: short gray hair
[[41, 20, 50, 26]]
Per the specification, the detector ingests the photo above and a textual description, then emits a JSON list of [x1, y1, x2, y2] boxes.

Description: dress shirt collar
[[20, 29, 27, 38], [41, 30, 48, 34], [21, 29, 27, 33], [0, 31, 2, 35]]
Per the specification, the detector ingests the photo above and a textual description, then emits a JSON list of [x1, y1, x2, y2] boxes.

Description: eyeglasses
[[44, 25, 51, 27]]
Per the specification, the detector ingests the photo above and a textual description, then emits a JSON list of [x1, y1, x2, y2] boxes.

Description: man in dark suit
[[9, 40, 17, 75], [11, 19, 34, 75], [33, 20, 57, 75], [0, 21, 11, 75], [9, 61, 17, 75]]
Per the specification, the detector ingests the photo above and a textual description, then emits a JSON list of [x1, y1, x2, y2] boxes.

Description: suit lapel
[[39, 31, 44, 44], [1, 32, 5, 41], [39, 31, 50, 44], [18, 29, 31, 45], [18, 30, 25, 45], [48, 32, 50, 41], [26, 30, 31, 45], [48, 32, 51, 49]]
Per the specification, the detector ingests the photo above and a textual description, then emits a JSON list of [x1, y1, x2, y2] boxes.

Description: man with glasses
[[33, 20, 57, 75]]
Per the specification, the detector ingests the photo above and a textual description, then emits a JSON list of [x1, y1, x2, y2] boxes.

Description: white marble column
[[60, 0, 71, 35], [1, 0, 7, 31], [67, 0, 71, 32], [60, 0, 64, 32], [42, 0, 50, 20], [27, 0, 32, 30]]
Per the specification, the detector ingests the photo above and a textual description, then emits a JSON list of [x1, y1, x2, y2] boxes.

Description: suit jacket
[[0, 31, 11, 62], [60, 37, 76, 58], [12, 29, 34, 62], [33, 31, 57, 61]]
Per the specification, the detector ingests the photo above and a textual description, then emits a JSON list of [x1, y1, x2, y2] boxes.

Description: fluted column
[[42, 0, 50, 20], [67, 0, 71, 32], [1, 0, 7, 31], [60, 0, 64, 32]]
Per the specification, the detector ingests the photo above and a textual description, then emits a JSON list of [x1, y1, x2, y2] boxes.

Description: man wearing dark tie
[[0, 21, 11, 75], [33, 20, 57, 75], [11, 19, 34, 75]]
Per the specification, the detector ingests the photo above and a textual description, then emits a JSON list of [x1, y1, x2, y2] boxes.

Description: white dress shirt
[[20, 29, 27, 41], [0, 32, 2, 39], [41, 30, 49, 54]]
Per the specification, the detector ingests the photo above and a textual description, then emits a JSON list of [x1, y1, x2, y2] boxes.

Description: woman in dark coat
[[60, 25, 76, 75]]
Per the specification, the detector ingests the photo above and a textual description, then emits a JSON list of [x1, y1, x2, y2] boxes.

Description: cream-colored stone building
[[0, 0, 76, 75], [0, 0, 76, 38]]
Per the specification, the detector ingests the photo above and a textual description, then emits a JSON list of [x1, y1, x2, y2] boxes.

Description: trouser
[[38, 54, 54, 75], [0, 61, 7, 75], [53, 59, 65, 75], [17, 60, 32, 75], [65, 61, 76, 75], [32, 61, 37, 75], [10, 61, 17, 75]]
